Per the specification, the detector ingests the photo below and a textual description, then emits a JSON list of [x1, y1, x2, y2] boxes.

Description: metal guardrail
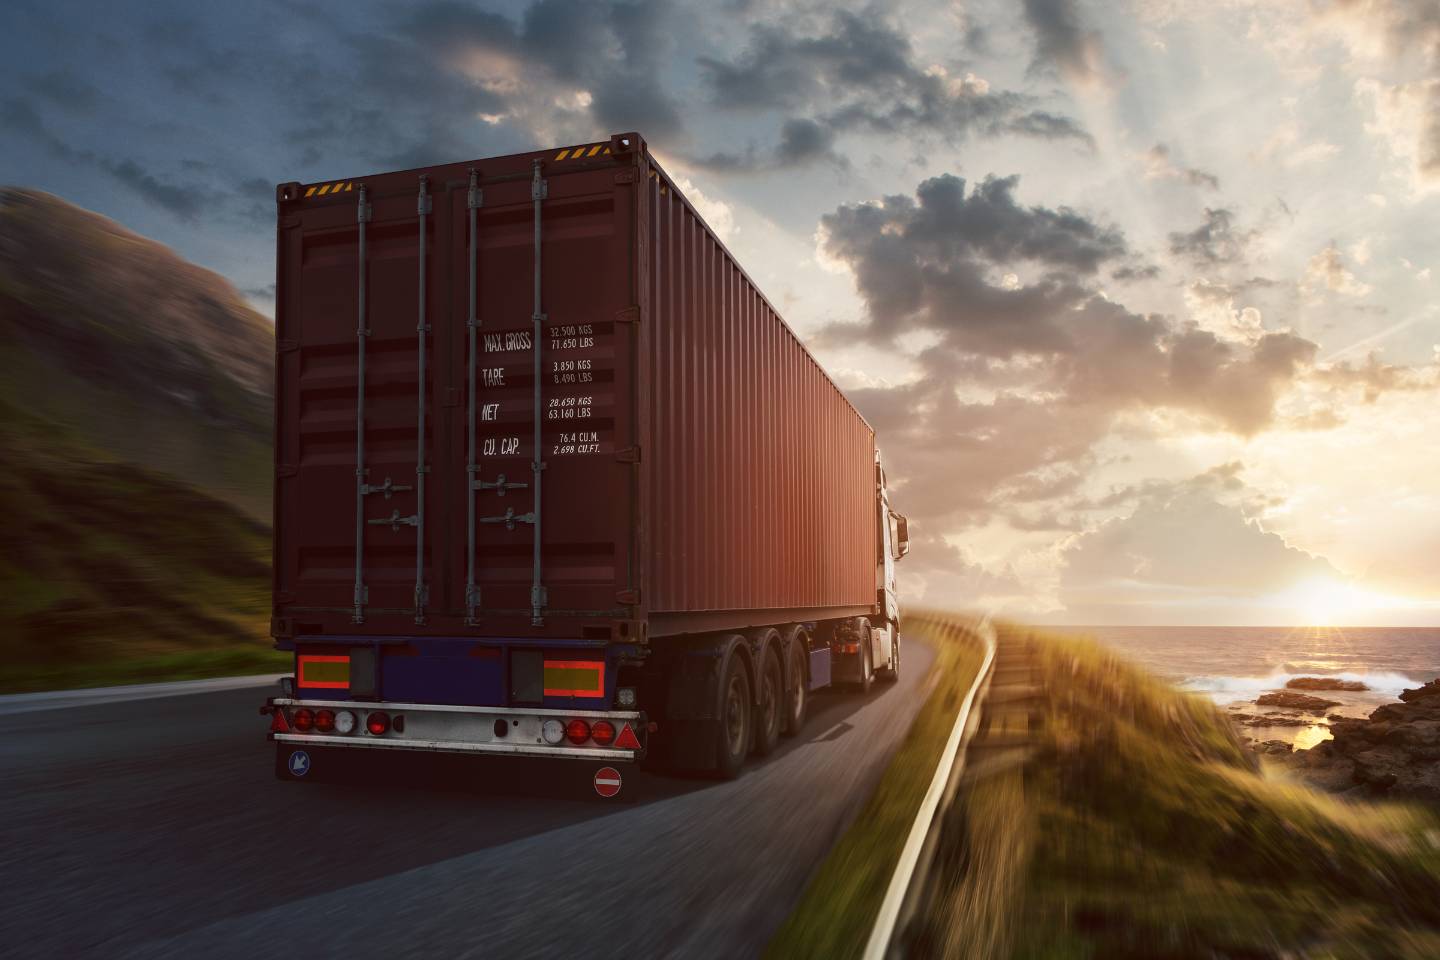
[[862, 613, 997, 960]]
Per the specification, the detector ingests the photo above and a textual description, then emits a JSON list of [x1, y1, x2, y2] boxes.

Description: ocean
[[1047, 625, 1440, 749]]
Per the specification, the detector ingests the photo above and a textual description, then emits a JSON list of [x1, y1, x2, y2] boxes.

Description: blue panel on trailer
[[809, 647, 832, 690], [382, 638, 505, 706]]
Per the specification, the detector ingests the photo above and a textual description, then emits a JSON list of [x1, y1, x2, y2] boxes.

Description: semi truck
[[262, 132, 910, 795]]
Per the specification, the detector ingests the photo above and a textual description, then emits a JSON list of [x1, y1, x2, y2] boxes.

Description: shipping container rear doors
[[275, 158, 636, 632]]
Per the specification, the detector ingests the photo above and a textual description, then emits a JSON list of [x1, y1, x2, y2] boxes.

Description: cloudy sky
[[4, 0, 1439, 625]]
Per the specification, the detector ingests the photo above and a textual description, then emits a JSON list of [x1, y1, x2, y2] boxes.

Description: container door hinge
[[616, 445, 641, 464], [614, 306, 640, 324], [614, 169, 637, 184], [277, 464, 298, 478], [616, 588, 641, 605], [277, 339, 299, 353]]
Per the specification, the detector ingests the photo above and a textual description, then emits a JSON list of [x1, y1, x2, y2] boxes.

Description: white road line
[[0, 674, 287, 717]]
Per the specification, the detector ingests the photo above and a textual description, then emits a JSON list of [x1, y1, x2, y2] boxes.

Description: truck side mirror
[[895, 515, 909, 559]]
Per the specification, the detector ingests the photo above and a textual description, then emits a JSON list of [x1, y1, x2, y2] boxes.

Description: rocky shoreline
[[1281, 678, 1440, 802], [1225, 675, 1440, 802]]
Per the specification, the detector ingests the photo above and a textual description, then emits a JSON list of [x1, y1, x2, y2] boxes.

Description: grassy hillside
[[0, 188, 272, 520], [0, 189, 278, 691], [942, 625, 1440, 959]]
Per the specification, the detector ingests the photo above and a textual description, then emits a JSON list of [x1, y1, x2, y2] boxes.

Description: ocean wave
[[1179, 669, 1422, 703]]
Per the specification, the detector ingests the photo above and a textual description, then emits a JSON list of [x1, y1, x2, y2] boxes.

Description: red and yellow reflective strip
[[543, 659, 605, 697], [297, 654, 350, 689]]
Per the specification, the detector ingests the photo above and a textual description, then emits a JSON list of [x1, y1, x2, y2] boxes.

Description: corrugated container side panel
[[642, 156, 877, 620]]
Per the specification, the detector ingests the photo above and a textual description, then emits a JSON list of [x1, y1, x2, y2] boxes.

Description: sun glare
[[1277, 577, 1408, 627]]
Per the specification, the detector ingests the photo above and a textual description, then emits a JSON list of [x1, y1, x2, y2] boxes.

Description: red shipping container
[[271, 133, 877, 645]]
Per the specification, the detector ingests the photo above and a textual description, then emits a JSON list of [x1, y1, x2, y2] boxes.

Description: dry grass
[[966, 623, 1440, 960]]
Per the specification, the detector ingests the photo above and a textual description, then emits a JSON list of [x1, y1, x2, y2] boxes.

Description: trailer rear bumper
[[264, 697, 646, 762]]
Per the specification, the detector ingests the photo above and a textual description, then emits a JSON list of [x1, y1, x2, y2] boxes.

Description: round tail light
[[366, 712, 390, 735], [566, 719, 591, 744], [334, 710, 357, 734], [315, 709, 335, 732], [293, 708, 314, 732], [590, 720, 616, 746], [542, 719, 566, 744]]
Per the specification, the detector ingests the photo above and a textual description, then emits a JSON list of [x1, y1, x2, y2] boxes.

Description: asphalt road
[[2, 640, 935, 959]]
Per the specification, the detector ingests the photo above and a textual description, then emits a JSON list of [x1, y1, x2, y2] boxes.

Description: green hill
[[0, 189, 278, 691]]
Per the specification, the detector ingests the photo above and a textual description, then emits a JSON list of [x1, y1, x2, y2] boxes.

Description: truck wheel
[[856, 623, 874, 694], [714, 649, 752, 779], [881, 632, 900, 684], [782, 637, 807, 737], [754, 647, 783, 757]]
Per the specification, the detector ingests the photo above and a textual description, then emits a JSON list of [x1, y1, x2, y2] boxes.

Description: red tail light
[[566, 719, 590, 744], [366, 712, 390, 735], [315, 709, 336, 733], [293, 708, 315, 732], [590, 720, 616, 746]]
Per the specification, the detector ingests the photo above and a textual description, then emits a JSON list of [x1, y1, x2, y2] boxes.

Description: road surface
[[1, 641, 934, 959]]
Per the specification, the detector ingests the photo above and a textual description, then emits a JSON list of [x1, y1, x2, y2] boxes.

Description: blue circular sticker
[[288, 749, 311, 777]]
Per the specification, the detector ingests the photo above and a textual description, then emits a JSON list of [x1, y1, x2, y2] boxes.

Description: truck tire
[[881, 631, 900, 683], [782, 634, 808, 737], [855, 621, 874, 694], [715, 648, 752, 779], [754, 647, 783, 757]]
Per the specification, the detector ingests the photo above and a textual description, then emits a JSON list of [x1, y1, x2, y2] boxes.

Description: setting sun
[[1275, 577, 1414, 627]]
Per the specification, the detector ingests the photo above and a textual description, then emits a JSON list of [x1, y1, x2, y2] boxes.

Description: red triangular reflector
[[614, 722, 641, 750], [270, 708, 290, 734]]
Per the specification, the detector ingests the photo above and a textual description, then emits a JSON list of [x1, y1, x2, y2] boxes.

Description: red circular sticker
[[593, 766, 623, 798]]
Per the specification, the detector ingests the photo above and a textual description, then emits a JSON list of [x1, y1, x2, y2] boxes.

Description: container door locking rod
[[413, 175, 431, 625], [528, 160, 549, 626], [465, 169, 482, 624], [352, 185, 372, 624]]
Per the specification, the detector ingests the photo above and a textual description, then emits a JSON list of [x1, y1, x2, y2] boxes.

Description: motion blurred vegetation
[[0, 189, 277, 692], [774, 620, 1440, 959], [945, 625, 1440, 959]]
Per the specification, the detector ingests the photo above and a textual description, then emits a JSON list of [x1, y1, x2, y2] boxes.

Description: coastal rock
[[1287, 677, 1440, 803], [1228, 712, 1313, 728], [1250, 739, 1294, 756], [1255, 691, 1342, 712], [1286, 676, 1369, 692]]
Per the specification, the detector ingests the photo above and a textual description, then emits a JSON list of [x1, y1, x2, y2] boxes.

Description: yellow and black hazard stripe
[[303, 180, 354, 198], [552, 143, 613, 161]]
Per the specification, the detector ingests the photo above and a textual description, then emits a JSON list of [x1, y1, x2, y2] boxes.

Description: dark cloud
[[819, 173, 1126, 350], [695, 9, 1093, 169], [1, 97, 203, 219], [822, 173, 1325, 535], [1167, 208, 1253, 265], [27, 70, 101, 112], [1021, 0, 1112, 87]]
